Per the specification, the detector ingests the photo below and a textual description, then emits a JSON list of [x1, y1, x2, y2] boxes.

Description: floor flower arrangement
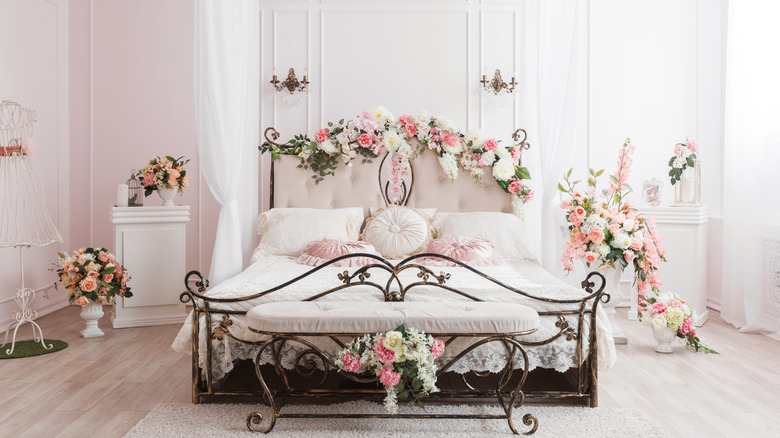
[[639, 292, 717, 353], [336, 324, 443, 414], [56, 247, 132, 305]]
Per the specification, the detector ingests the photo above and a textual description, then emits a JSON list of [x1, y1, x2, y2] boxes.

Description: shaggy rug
[[124, 400, 665, 437]]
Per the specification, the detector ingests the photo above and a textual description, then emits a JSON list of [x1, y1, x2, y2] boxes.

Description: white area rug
[[124, 400, 665, 437]]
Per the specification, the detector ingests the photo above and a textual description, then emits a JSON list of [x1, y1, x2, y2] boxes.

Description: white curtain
[[195, 0, 260, 285], [535, 0, 587, 272], [721, 0, 780, 338]]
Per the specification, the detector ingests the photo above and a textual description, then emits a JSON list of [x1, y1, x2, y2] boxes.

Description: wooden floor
[[1, 306, 779, 437]]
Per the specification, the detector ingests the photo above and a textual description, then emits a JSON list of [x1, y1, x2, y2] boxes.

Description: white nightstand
[[110, 206, 190, 328], [633, 205, 709, 326]]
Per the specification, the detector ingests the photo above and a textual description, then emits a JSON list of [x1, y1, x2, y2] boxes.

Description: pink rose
[[651, 302, 668, 314], [181, 176, 189, 188], [589, 228, 605, 245], [104, 274, 114, 282], [560, 199, 572, 209], [584, 252, 598, 264], [80, 277, 98, 292], [679, 318, 694, 335], [315, 129, 329, 143], [87, 271, 100, 279], [508, 180, 522, 193], [142, 173, 154, 187], [432, 338, 445, 359], [77, 296, 89, 307], [98, 252, 109, 263], [629, 237, 643, 251], [568, 212, 584, 227], [341, 352, 363, 373], [483, 138, 498, 151], [608, 224, 620, 234], [379, 367, 401, 387], [623, 250, 635, 263], [357, 133, 373, 147]]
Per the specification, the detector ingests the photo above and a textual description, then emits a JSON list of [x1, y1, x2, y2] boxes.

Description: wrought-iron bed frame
[[179, 126, 610, 411]]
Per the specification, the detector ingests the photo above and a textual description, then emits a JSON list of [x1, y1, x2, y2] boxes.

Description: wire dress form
[[0, 100, 63, 355]]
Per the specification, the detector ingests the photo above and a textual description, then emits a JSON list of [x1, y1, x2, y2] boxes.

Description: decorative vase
[[157, 188, 176, 207], [583, 262, 627, 344], [652, 325, 677, 353], [672, 160, 701, 206], [80, 301, 105, 338]]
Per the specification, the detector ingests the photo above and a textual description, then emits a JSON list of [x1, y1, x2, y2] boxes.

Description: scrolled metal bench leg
[[248, 337, 281, 433], [502, 337, 537, 435]]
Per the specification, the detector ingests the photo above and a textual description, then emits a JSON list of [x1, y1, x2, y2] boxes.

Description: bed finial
[[511, 128, 530, 166]]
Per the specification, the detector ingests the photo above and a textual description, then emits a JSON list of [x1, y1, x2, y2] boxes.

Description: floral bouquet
[[56, 247, 132, 306], [667, 137, 698, 185], [336, 324, 444, 414], [559, 139, 667, 309], [138, 155, 190, 196], [639, 292, 717, 353], [260, 105, 533, 208]]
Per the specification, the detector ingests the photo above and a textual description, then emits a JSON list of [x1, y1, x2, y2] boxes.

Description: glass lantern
[[126, 170, 143, 207], [672, 160, 701, 206]]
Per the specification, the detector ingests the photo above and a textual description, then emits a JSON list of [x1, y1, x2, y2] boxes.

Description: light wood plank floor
[[0, 306, 778, 437]]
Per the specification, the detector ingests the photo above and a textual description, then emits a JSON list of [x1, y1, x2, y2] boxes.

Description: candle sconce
[[480, 69, 517, 96], [270, 68, 310, 95]]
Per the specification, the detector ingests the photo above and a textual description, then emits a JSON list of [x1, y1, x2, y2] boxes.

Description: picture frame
[[642, 178, 663, 206]]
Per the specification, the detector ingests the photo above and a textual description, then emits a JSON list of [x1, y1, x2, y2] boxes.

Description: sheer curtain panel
[[195, 0, 260, 285], [721, 0, 780, 338]]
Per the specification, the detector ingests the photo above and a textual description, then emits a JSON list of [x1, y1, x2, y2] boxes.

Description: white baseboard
[[110, 313, 187, 329], [707, 297, 721, 312]]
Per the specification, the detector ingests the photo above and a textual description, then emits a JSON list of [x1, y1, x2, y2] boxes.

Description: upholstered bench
[[245, 301, 540, 435]]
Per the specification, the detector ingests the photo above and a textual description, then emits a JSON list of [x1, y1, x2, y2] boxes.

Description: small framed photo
[[642, 178, 663, 206]]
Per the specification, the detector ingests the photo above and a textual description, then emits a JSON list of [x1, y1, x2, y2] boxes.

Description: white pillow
[[251, 207, 364, 261], [361, 206, 434, 259], [431, 211, 536, 262]]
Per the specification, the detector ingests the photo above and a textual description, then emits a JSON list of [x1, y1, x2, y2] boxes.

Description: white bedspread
[[172, 256, 616, 381]]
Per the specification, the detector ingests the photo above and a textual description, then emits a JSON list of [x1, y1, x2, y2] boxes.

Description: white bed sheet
[[172, 256, 617, 381]]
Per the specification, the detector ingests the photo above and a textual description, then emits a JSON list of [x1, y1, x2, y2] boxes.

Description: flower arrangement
[[639, 292, 717, 353], [336, 324, 444, 414], [559, 139, 667, 308], [667, 137, 698, 185], [138, 155, 190, 196], [56, 247, 132, 306], [260, 105, 533, 209]]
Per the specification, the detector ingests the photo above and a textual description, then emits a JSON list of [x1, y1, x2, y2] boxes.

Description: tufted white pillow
[[361, 206, 434, 259], [432, 211, 537, 262], [251, 207, 364, 262]]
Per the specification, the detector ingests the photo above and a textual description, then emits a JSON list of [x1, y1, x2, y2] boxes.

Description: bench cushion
[[246, 301, 539, 335]]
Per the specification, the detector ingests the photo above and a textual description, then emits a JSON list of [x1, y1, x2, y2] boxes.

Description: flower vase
[[157, 188, 176, 207], [652, 325, 676, 353], [585, 262, 627, 344], [672, 160, 701, 206], [80, 301, 105, 338]]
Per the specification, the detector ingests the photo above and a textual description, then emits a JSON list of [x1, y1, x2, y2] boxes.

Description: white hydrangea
[[464, 129, 485, 149], [610, 230, 631, 249], [492, 158, 515, 181], [318, 139, 340, 155], [481, 150, 496, 166], [439, 153, 459, 181]]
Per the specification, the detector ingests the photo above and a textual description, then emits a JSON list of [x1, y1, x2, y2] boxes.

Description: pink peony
[[341, 352, 363, 373], [405, 123, 417, 136], [142, 173, 154, 187], [483, 138, 498, 151], [357, 133, 373, 147], [315, 129, 329, 143], [679, 318, 694, 335], [651, 302, 668, 314], [584, 251, 598, 264], [589, 228, 605, 245], [374, 341, 396, 364], [80, 277, 98, 292], [379, 367, 401, 387], [560, 199, 572, 209], [445, 133, 459, 147], [432, 338, 445, 359], [508, 180, 522, 193]]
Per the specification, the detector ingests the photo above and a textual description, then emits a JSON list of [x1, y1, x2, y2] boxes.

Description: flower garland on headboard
[[259, 105, 534, 210]]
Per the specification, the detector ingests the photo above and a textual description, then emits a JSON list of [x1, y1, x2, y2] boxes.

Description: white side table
[[634, 206, 709, 326], [110, 206, 190, 328]]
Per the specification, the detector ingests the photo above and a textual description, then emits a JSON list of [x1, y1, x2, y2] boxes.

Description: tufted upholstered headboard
[[271, 149, 513, 215]]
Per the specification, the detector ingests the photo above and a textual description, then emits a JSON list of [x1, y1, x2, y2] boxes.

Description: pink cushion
[[296, 239, 381, 267], [418, 236, 503, 267]]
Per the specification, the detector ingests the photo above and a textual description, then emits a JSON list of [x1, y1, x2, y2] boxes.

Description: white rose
[[492, 158, 515, 181], [383, 331, 404, 352], [464, 129, 485, 149], [318, 139, 339, 155], [481, 150, 496, 166], [610, 231, 631, 250], [495, 145, 511, 160], [622, 218, 635, 231], [651, 314, 666, 329], [672, 157, 685, 169], [382, 129, 401, 153]]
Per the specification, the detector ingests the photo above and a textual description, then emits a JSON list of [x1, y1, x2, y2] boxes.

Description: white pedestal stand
[[591, 264, 628, 345]]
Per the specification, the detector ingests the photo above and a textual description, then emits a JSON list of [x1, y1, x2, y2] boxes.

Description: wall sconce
[[270, 68, 309, 95], [480, 69, 517, 96]]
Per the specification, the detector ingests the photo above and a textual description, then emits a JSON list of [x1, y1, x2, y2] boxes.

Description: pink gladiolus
[[432, 338, 445, 359], [379, 367, 401, 387]]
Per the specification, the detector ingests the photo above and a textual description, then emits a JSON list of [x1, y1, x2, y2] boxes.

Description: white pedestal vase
[[585, 262, 628, 345], [157, 188, 176, 206], [672, 160, 701, 206], [652, 326, 676, 353], [80, 301, 105, 338]]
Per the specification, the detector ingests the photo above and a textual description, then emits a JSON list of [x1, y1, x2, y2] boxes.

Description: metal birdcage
[[126, 170, 143, 207]]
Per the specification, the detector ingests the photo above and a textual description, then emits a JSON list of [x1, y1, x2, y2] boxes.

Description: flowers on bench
[[336, 324, 444, 414]]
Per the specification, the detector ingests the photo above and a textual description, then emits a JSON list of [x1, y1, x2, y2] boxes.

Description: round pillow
[[296, 239, 380, 267], [361, 207, 433, 259], [418, 235, 503, 267]]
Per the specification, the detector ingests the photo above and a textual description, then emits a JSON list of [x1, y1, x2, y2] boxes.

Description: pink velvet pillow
[[297, 239, 381, 267], [418, 236, 503, 267]]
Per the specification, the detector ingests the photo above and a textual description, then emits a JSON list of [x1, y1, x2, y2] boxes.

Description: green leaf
[[623, 183, 633, 192], [394, 382, 405, 391], [412, 378, 422, 390], [515, 166, 531, 180], [398, 392, 409, 399], [396, 323, 406, 336], [609, 175, 618, 183], [567, 168, 573, 178], [103, 265, 116, 275], [595, 169, 605, 177], [558, 182, 566, 192], [671, 178, 677, 185], [686, 156, 694, 167], [668, 157, 676, 166], [589, 168, 595, 175]]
